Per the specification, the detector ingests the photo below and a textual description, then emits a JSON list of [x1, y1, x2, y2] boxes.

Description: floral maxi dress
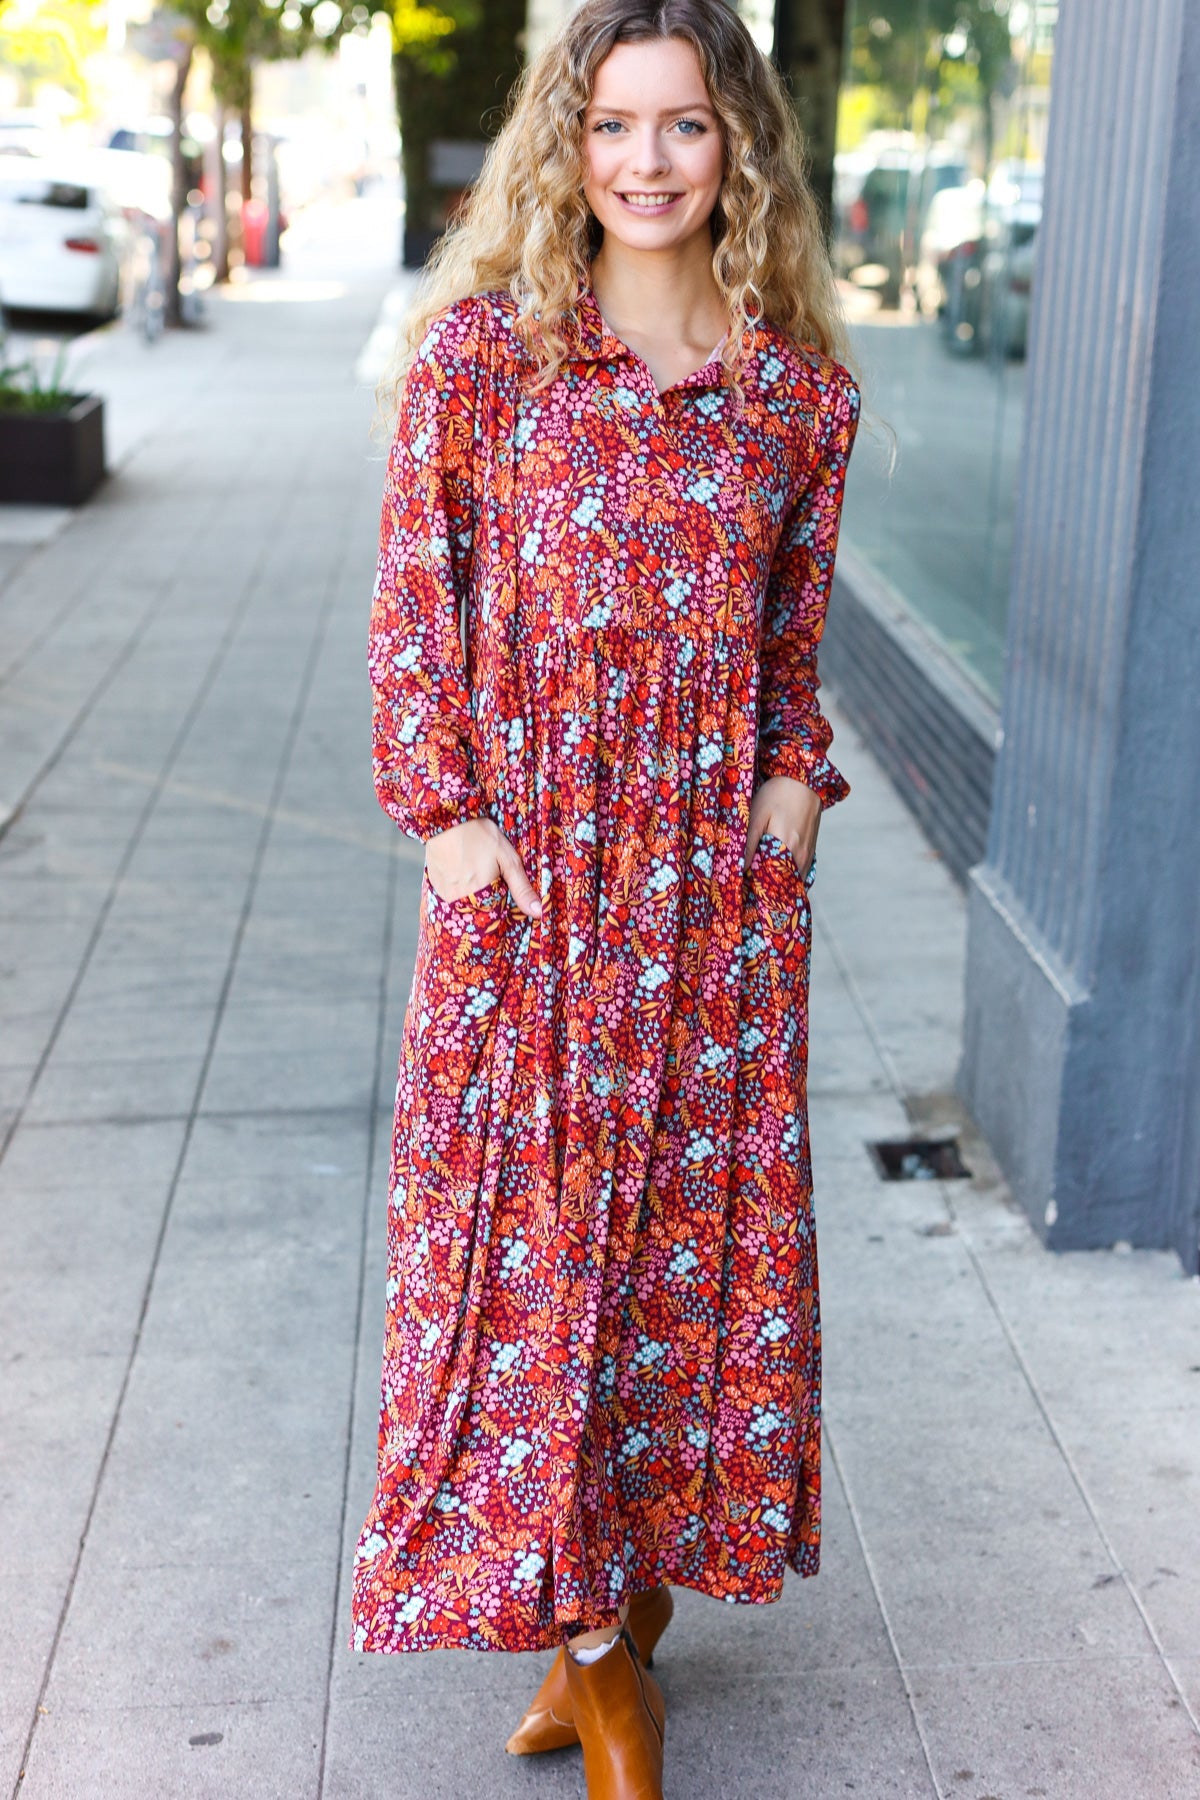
[[350, 278, 860, 1654]]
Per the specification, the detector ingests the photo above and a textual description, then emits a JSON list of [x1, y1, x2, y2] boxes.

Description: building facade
[[807, 0, 1198, 1270], [527, 0, 1199, 1271]]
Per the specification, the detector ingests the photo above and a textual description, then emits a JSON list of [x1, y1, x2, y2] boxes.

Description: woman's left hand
[[744, 775, 821, 877]]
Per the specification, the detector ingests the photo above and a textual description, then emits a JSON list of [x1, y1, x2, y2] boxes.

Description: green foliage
[[171, 0, 413, 107], [179, 0, 474, 105], [143, 0, 479, 120], [390, 0, 478, 75], [841, 0, 1013, 149], [0, 0, 107, 113], [0, 345, 76, 413], [176, 0, 324, 105]]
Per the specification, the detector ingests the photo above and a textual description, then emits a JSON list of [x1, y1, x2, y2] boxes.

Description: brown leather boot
[[505, 1586, 674, 1756], [563, 1625, 665, 1799]]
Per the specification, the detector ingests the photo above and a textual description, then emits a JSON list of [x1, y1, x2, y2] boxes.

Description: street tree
[[151, 0, 471, 313], [845, 0, 1014, 157]]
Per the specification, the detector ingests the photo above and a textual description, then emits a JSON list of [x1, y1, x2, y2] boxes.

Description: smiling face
[[582, 37, 725, 255]]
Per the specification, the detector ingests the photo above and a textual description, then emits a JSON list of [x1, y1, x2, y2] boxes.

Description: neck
[[587, 237, 727, 345]]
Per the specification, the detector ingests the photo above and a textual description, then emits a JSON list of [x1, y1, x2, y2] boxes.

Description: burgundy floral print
[[351, 272, 859, 1653]]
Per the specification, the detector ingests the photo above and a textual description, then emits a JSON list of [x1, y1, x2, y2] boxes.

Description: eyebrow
[[584, 102, 718, 118]]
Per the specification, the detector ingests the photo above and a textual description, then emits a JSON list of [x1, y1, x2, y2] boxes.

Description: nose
[[629, 125, 670, 180]]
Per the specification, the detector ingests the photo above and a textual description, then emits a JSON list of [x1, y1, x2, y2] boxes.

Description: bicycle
[[123, 211, 166, 344]]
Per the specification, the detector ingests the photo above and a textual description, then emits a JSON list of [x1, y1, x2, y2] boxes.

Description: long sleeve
[[368, 301, 489, 844], [754, 366, 861, 809]]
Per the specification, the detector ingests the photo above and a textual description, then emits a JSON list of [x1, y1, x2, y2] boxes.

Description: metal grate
[[868, 1136, 972, 1181]]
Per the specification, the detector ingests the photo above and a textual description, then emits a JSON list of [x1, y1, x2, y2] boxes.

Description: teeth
[[620, 194, 677, 209]]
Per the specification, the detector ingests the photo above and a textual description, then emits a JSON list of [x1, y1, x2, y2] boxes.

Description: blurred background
[[0, 0, 401, 342], [0, 0, 1056, 714], [1, 1, 1197, 1794]]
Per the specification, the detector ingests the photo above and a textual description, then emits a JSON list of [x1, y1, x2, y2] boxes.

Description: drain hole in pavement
[[868, 1136, 971, 1181]]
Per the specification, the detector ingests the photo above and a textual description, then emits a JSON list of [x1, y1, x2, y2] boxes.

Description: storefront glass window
[[832, 1, 1057, 701]]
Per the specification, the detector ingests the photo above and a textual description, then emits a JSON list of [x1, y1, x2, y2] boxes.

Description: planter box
[[0, 393, 106, 506]]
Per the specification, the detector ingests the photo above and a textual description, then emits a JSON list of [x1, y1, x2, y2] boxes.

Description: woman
[[349, 2, 860, 1793]]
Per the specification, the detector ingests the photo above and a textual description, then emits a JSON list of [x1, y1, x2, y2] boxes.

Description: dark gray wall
[[959, 0, 1200, 1268], [821, 547, 997, 887]]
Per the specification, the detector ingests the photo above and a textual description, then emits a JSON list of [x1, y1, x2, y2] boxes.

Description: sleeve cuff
[[756, 742, 851, 810], [374, 763, 489, 845]]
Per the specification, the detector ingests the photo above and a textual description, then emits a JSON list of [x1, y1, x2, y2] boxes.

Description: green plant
[[0, 344, 77, 414]]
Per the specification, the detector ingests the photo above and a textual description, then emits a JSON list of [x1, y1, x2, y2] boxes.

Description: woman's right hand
[[424, 817, 542, 918]]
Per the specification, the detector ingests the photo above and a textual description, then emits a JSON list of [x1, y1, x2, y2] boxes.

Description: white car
[[0, 162, 124, 319]]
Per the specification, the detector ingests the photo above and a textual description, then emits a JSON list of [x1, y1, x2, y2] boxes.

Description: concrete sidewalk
[[1, 200, 1197, 1800]]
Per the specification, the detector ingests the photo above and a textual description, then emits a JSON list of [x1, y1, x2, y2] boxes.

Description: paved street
[[1, 198, 1198, 1799]]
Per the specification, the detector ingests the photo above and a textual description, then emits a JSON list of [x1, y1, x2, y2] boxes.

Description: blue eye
[[589, 116, 707, 135]]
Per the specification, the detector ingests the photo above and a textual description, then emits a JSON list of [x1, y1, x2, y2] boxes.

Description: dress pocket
[[422, 868, 511, 913], [749, 829, 811, 891], [407, 872, 525, 1100], [745, 830, 812, 985]]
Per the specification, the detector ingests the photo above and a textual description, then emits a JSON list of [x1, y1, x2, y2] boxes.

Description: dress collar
[[570, 272, 620, 361], [569, 266, 753, 394]]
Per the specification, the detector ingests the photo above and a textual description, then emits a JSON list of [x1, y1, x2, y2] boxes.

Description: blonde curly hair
[[379, 0, 854, 423]]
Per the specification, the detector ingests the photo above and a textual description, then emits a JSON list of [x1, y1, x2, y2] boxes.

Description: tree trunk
[[241, 88, 254, 207], [165, 45, 193, 329], [212, 100, 230, 284], [774, 0, 848, 246], [394, 3, 524, 269]]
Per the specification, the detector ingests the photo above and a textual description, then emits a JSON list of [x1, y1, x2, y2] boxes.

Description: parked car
[[0, 110, 65, 161], [836, 139, 969, 309], [837, 144, 912, 305], [908, 144, 971, 259], [926, 162, 1043, 359], [0, 162, 125, 320], [975, 163, 1042, 359], [833, 143, 888, 278], [914, 178, 985, 334]]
